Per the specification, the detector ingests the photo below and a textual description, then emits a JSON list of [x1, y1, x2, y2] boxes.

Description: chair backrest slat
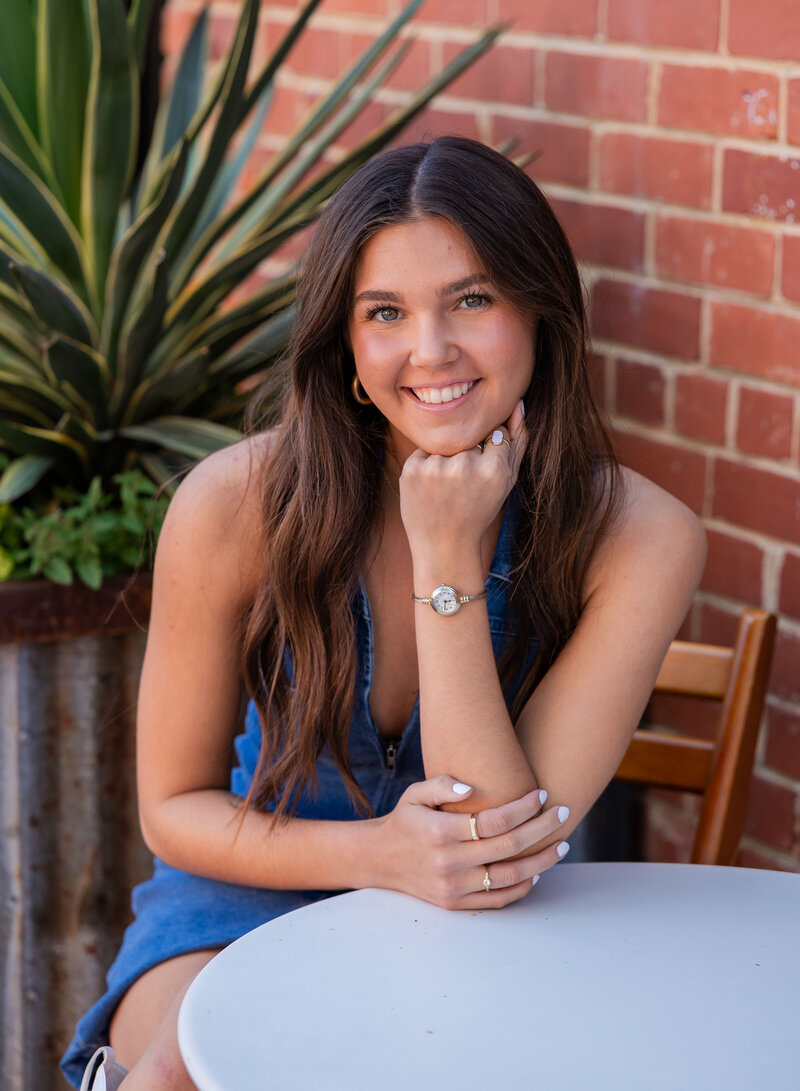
[[653, 643, 732, 698], [615, 732, 714, 791], [615, 608, 776, 866]]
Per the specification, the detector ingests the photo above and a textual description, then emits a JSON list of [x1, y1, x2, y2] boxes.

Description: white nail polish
[[557, 806, 570, 823], [532, 874, 540, 886], [556, 841, 570, 859], [452, 782, 472, 795], [538, 789, 548, 805]]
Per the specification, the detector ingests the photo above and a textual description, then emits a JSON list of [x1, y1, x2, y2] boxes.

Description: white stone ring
[[483, 867, 492, 892], [487, 429, 511, 451]]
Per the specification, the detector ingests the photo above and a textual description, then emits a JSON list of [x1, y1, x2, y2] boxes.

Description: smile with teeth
[[410, 380, 475, 404]]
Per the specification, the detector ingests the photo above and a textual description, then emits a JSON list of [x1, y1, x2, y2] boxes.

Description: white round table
[[178, 863, 800, 1090]]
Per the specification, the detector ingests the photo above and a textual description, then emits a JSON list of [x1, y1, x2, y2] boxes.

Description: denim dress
[[60, 496, 536, 1087]]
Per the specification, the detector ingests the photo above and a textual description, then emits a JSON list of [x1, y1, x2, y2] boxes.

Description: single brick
[[712, 458, 800, 543], [492, 117, 591, 187], [655, 216, 774, 296], [781, 236, 800, 304], [674, 373, 729, 445], [614, 357, 666, 425], [442, 42, 535, 106], [779, 552, 800, 619], [765, 703, 800, 780], [743, 775, 797, 851], [728, 0, 800, 62], [544, 51, 649, 122], [769, 624, 800, 705], [592, 279, 701, 360], [722, 148, 800, 224], [789, 79, 800, 146], [698, 600, 740, 645], [613, 430, 706, 512], [548, 198, 645, 271], [736, 386, 794, 459], [323, 0, 389, 13], [702, 528, 763, 603], [607, 0, 719, 50], [598, 132, 714, 210], [417, 0, 488, 23], [658, 65, 778, 140], [710, 303, 800, 387], [496, 0, 597, 35]]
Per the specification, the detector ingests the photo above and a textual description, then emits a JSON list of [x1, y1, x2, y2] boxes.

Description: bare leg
[[109, 949, 220, 1089]]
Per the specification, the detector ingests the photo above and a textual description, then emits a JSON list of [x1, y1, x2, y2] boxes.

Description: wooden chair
[[614, 608, 776, 866]]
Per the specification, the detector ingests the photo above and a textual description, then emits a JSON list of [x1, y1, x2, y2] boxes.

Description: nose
[[408, 313, 458, 370]]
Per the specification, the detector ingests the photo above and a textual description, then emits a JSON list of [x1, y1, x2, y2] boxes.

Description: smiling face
[[347, 216, 536, 464]]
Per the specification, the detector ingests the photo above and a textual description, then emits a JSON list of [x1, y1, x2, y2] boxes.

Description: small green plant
[[0, 453, 167, 587]]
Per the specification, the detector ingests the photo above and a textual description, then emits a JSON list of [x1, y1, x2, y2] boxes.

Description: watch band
[[411, 584, 488, 616]]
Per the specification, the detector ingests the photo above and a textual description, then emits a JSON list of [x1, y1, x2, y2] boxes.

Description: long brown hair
[[240, 137, 619, 819]]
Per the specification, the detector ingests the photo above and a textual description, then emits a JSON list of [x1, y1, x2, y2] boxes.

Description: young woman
[[64, 136, 705, 1090]]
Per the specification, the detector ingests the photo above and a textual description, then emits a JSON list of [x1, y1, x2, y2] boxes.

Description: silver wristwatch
[[411, 584, 487, 617]]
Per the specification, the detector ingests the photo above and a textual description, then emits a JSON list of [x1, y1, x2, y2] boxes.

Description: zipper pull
[[384, 739, 398, 771]]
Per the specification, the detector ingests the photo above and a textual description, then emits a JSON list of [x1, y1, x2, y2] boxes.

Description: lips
[[409, 379, 475, 404]]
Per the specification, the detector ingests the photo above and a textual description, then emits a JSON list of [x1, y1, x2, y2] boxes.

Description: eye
[[460, 292, 493, 310], [364, 304, 401, 322]]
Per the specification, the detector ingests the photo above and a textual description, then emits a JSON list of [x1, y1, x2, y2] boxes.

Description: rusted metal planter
[[0, 575, 153, 1091]]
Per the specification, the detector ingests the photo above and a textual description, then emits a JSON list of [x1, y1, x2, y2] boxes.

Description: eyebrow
[[352, 274, 491, 306]]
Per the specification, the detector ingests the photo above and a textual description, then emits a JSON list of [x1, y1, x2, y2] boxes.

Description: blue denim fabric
[[60, 495, 535, 1087]]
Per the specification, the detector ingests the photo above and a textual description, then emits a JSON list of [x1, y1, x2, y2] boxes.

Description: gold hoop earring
[[351, 373, 372, 406]]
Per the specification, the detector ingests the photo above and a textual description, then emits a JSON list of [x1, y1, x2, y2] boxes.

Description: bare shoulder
[[153, 431, 274, 611], [584, 465, 707, 601]]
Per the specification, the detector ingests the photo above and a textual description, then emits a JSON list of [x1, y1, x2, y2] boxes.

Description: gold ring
[[469, 814, 480, 841], [483, 867, 491, 892]]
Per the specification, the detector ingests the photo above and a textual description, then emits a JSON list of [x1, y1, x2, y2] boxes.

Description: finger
[[468, 804, 571, 865], [507, 399, 528, 480], [473, 786, 548, 840], [507, 399, 525, 442], [482, 425, 511, 460], [457, 839, 570, 907], [403, 774, 474, 809]]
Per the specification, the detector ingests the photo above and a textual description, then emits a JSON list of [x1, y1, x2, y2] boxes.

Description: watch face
[[431, 585, 460, 615]]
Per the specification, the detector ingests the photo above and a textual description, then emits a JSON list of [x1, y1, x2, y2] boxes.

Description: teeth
[[412, 380, 474, 405]]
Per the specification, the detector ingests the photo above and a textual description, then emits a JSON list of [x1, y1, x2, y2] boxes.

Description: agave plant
[[0, 0, 501, 511]]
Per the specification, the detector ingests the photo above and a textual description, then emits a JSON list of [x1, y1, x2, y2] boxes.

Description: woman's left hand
[[399, 399, 527, 561]]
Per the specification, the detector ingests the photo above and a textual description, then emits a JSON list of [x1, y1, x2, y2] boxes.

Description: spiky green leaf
[[118, 416, 241, 459], [0, 2, 37, 138], [11, 263, 96, 344], [0, 420, 88, 469], [37, 0, 91, 225], [0, 144, 88, 290], [44, 337, 110, 429], [82, 0, 139, 305], [161, 0, 259, 267], [0, 454, 54, 502], [112, 248, 169, 415], [102, 140, 189, 363], [207, 307, 296, 386], [127, 0, 157, 69]]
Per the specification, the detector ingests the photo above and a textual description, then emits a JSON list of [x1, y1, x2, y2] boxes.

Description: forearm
[[142, 788, 382, 891], [414, 553, 537, 813]]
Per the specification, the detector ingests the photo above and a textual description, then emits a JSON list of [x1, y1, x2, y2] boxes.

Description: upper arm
[[136, 437, 266, 846], [515, 467, 706, 822]]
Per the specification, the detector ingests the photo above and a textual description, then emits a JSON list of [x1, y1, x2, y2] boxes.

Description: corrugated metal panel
[[1, 581, 152, 1091]]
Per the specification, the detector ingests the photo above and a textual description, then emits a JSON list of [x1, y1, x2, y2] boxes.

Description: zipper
[[383, 738, 398, 771]]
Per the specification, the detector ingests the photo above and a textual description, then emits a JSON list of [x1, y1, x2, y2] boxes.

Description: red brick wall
[[162, 0, 800, 870]]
